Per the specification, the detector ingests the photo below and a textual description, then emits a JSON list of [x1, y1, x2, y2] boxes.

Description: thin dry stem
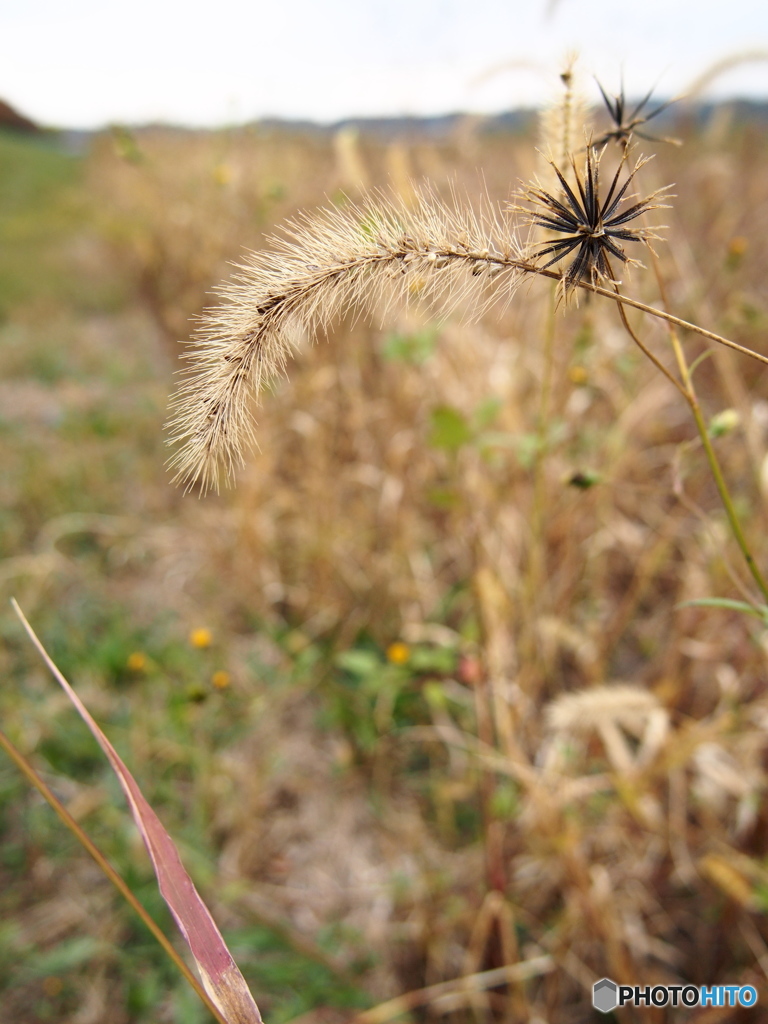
[[353, 955, 554, 1024]]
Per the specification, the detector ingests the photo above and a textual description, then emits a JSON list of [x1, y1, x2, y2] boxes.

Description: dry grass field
[[1, 93, 768, 1023]]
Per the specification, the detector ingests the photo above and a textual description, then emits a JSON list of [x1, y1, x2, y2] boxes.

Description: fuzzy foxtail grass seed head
[[165, 186, 525, 491], [538, 54, 591, 178]]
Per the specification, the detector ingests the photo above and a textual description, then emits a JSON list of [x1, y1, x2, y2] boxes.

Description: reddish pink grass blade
[[12, 599, 262, 1024]]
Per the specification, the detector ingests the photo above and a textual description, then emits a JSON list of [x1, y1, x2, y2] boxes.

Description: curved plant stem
[[352, 954, 554, 1024], [607, 257, 768, 604], [510, 259, 768, 367], [0, 728, 228, 1024], [668, 325, 768, 603], [610, 280, 689, 400], [650, 257, 768, 602]]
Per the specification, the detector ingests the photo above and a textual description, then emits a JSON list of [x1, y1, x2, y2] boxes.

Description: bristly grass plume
[[166, 186, 524, 492], [166, 150, 687, 491], [537, 55, 591, 171]]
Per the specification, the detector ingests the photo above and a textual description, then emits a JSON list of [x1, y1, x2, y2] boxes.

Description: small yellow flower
[[42, 976, 64, 997], [728, 236, 748, 258], [386, 641, 410, 665], [213, 162, 232, 186], [126, 651, 146, 672], [569, 365, 588, 385], [212, 670, 231, 690], [189, 628, 213, 649]]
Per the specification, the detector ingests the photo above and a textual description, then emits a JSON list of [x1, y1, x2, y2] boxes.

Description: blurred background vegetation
[[1, 102, 768, 1022]]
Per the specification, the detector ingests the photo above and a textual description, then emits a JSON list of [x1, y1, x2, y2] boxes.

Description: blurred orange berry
[[212, 670, 231, 690], [458, 654, 483, 686], [189, 628, 213, 649], [386, 641, 410, 665], [126, 651, 146, 672], [726, 236, 748, 270]]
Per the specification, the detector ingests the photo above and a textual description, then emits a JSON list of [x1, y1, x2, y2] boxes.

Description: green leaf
[[334, 649, 382, 677], [472, 397, 502, 430], [489, 781, 519, 819], [409, 646, 456, 673], [23, 936, 103, 978], [428, 406, 473, 451], [381, 328, 438, 364], [677, 598, 768, 624], [515, 432, 542, 469], [476, 430, 518, 451], [426, 486, 461, 508], [423, 681, 447, 709]]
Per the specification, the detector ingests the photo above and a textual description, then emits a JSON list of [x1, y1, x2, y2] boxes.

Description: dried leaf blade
[[11, 598, 262, 1024]]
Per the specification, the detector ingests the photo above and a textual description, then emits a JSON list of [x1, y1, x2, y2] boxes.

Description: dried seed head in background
[[593, 80, 681, 150], [518, 146, 672, 291], [538, 55, 592, 179]]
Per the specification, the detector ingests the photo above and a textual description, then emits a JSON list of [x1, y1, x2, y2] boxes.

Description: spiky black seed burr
[[520, 146, 671, 289], [593, 80, 680, 150]]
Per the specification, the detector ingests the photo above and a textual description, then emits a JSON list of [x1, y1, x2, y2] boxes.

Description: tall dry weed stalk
[[537, 56, 591, 175], [166, 112, 766, 508], [8, 75, 768, 1024], [158, 74, 768, 1018]]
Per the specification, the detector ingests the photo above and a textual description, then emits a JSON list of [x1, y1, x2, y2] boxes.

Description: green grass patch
[[0, 132, 86, 316]]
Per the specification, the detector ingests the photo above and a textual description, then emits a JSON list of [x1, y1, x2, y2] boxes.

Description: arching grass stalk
[[165, 148, 768, 606], [165, 220, 768, 495]]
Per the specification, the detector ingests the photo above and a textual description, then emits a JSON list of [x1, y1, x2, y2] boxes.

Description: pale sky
[[3, 0, 768, 128]]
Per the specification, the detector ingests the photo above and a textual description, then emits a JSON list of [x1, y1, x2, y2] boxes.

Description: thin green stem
[[610, 280, 689, 401], [667, 329, 768, 603], [0, 728, 228, 1024], [645, 254, 768, 603]]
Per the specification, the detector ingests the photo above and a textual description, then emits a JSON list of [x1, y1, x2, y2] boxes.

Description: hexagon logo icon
[[593, 978, 618, 1013]]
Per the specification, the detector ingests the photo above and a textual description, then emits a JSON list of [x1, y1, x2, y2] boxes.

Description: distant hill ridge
[[126, 99, 768, 136], [3, 96, 768, 140], [0, 98, 39, 133]]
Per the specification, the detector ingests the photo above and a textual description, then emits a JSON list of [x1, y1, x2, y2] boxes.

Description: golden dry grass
[[3, 106, 768, 1022]]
